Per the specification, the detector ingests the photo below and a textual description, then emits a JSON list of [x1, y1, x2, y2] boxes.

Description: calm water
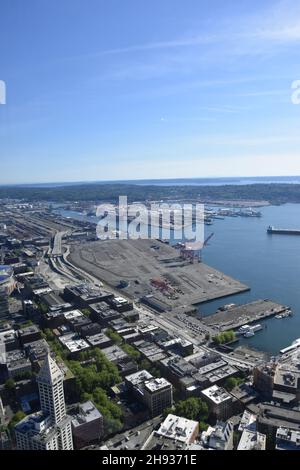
[[201, 203, 300, 354], [59, 203, 300, 354]]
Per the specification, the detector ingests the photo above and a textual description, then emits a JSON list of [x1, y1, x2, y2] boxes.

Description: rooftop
[[276, 427, 300, 450], [201, 385, 233, 405], [72, 401, 102, 428], [144, 377, 172, 393], [59, 334, 90, 353], [64, 309, 84, 321], [125, 370, 153, 387], [155, 414, 198, 444], [237, 429, 266, 450]]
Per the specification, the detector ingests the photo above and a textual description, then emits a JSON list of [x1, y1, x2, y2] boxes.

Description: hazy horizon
[[1, 174, 300, 188]]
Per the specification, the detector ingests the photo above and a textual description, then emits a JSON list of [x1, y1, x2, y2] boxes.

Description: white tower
[[37, 354, 73, 450], [37, 354, 66, 424], [15, 354, 73, 450]]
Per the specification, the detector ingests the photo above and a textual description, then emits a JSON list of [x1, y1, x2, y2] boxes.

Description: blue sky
[[0, 0, 300, 184]]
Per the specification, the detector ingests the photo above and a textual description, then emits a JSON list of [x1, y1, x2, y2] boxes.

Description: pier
[[202, 299, 288, 332]]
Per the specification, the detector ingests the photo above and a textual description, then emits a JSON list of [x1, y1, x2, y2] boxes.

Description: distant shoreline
[[0, 180, 299, 205]]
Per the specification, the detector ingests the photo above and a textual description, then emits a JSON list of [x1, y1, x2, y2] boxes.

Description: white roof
[[157, 414, 198, 444], [237, 429, 266, 450], [201, 385, 232, 404]]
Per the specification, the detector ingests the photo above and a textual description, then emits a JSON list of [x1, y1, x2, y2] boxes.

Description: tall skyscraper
[[15, 354, 73, 450]]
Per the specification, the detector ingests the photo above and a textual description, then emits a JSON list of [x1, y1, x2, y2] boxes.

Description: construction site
[[67, 238, 249, 312]]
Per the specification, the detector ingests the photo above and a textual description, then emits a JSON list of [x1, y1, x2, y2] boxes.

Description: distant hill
[[0, 182, 300, 204]]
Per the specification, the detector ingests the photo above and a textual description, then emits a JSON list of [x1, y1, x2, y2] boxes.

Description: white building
[[276, 427, 300, 450], [15, 354, 73, 450], [156, 414, 199, 444], [237, 429, 266, 450], [201, 385, 236, 421], [201, 421, 234, 450], [142, 414, 199, 450]]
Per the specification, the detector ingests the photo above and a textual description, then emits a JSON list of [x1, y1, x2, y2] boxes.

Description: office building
[[142, 414, 199, 450], [201, 385, 239, 421], [15, 354, 73, 450], [237, 429, 266, 450], [201, 421, 234, 450], [71, 401, 103, 449], [125, 370, 173, 417], [276, 427, 300, 450]]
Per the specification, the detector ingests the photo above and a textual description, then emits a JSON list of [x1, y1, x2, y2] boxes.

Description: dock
[[202, 299, 288, 332]]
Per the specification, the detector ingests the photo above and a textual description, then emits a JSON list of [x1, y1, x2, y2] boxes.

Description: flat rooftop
[[59, 333, 90, 353], [144, 377, 172, 393], [201, 385, 232, 404], [237, 429, 266, 450], [126, 369, 153, 386], [72, 401, 102, 428], [101, 345, 129, 363], [156, 414, 198, 444], [64, 309, 84, 321]]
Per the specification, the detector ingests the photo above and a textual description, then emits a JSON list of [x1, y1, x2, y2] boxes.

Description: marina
[[201, 203, 300, 353]]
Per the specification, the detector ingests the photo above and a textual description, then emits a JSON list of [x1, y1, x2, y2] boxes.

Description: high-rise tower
[[15, 354, 73, 450]]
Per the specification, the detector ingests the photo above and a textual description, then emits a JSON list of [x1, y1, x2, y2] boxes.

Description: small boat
[[244, 331, 255, 337], [276, 309, 292, 319], [243, 323, 263, 337], [238, 324, 251, 335]]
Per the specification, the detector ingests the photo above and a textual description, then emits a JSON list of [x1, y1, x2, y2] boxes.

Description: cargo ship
[[267, 226, 300, 235]]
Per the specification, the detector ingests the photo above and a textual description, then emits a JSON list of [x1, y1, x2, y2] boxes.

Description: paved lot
[[202, 299, 287, 331], [69, 239, 249, 310]]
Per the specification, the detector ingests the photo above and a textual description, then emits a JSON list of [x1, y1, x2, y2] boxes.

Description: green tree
[[9, 411, 26, 430], [121, 344, 141, 361], [82, 308, 91, 317], [224, 377, 238, 391], [106, 328, 122, 345], [174, 398, 208, 422], [212, 330, 236, 345], [5, 378, 16, 391], [199, 421, 208, 432]]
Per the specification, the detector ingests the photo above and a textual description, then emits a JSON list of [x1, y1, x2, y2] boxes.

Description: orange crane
[[181, 232, 214, 263]]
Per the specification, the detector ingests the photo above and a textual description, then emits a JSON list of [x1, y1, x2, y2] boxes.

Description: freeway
[[51, 231, 68, 257]]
